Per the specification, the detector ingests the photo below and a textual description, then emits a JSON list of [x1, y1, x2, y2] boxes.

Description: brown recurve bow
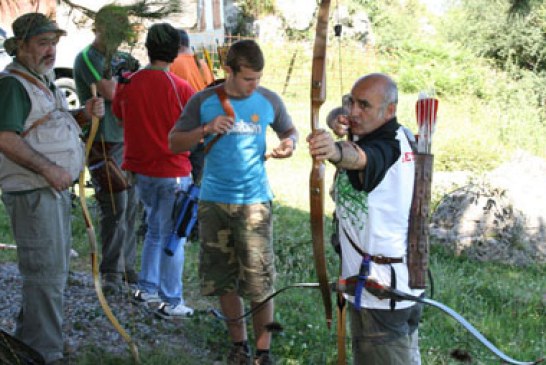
[[310, 0, 333, 329]]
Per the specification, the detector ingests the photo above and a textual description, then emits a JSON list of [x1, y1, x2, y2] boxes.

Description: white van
[[0, 28, 10, 71]]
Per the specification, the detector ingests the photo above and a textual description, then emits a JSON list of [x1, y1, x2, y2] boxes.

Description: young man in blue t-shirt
[[169, 39, 298, 365]]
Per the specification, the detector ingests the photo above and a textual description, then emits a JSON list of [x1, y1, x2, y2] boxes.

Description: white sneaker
[[132, 289, 161, 305], [155, 302, 194, 319]]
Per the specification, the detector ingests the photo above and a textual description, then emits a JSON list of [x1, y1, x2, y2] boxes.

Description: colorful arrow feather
[[415, 92, 439, 153]]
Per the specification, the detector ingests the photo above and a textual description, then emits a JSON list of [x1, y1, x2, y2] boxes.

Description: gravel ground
[[0, 262, 212, 363]]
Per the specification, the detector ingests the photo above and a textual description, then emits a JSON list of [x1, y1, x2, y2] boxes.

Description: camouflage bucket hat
[[5, 13, 66, 56]]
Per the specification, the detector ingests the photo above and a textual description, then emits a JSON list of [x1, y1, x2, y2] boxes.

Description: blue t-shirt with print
[[176, 85, 294, 204]]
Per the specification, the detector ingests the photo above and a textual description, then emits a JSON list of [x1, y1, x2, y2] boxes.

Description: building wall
[[0, 0, 56, 34]]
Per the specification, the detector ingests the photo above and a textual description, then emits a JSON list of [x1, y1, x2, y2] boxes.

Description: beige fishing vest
[[0, 62, 84, 192]]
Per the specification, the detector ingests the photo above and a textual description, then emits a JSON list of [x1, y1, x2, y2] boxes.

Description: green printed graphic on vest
[[335, 172, 368, 230]]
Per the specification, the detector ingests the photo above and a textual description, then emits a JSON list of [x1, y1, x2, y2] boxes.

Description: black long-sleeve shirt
[[346, 117, 401, 193]]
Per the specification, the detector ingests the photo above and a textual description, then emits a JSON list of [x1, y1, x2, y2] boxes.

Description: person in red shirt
[[112, 23, 195, 319]]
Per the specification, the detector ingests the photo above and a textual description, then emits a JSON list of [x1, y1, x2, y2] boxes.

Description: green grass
[[260, 40, 546, 172], [1, 37, 545, 363], [1, 196, 543, 364]]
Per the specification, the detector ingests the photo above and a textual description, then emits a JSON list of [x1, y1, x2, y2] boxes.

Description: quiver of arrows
[[407, 153, 434, 289]]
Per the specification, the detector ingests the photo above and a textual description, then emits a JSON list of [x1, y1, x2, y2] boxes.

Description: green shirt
[[0, 77, 30, 133], [73, 45, 124, 143], [0, 66, 57, 133]]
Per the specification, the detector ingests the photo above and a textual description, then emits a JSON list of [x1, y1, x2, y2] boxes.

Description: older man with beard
[[0, 13, 103, 364]]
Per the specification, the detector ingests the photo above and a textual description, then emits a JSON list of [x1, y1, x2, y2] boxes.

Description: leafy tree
[[358, 0, 427, 52], [507, 0, 541, 15], [239, 0, 275, 17], [443, 0, 546, 74], [225, 0, 276, 37]]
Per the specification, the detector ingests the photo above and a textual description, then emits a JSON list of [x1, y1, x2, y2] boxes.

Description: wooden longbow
[[78, 85, 140, 363], [309, 0, 333, 329]]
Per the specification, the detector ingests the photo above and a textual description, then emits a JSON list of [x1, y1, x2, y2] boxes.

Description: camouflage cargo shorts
[[198, 200, 276, 302]]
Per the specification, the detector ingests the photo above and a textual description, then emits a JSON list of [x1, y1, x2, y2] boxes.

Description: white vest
[[335, 126, 423, 309], [0, 62, 84, 192]]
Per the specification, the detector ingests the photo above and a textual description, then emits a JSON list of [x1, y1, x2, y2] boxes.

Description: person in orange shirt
[[170, 28, 214, 91]]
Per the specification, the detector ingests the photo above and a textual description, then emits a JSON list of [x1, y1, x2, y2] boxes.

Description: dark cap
[[178, 29, 190, 48], [145, 23, 180, 63], [4, 13, 65, 56]]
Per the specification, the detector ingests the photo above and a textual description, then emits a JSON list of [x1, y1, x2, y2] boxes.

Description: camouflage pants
[[198, 201, 276, 302]]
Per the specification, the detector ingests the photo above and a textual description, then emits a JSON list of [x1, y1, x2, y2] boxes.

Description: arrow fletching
[[415, 92, 439, 153]]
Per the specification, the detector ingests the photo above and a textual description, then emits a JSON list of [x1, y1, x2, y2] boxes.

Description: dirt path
[[0, 262, 216, 363]]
